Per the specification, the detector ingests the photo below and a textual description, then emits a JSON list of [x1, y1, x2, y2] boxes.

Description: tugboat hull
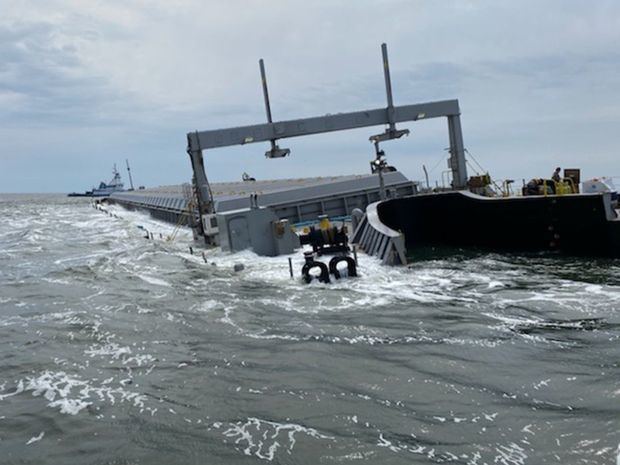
[[378, 191, 620, 258]]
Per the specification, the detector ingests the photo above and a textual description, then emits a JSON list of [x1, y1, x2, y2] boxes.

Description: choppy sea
[[0, 194, 619, 464]]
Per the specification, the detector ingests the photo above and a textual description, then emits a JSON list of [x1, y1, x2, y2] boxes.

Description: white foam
[[222, 417, 333, 461], [493, 442, 527, 465], [6, 371, 150, 416], [198, 300, 223, 312], [48, 398, 92, 415], [521, 424, 535, 435], [377, 433, 426, 455], [0, 380, 24, 400], [533, 378, 551, 390], [138, 274, 171, 287], [41, 277, 71, 285], [85, 343, 131, 359], [26, 431, 44, 445], [377, 433, 401, 453]]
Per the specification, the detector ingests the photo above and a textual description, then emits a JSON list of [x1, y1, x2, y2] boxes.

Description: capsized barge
[[107, 43, 620, 263], [109, 171, 416, 229], [356, 190, 620, 262]]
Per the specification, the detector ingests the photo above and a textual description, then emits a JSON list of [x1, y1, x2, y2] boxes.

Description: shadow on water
[[510, 317, 611, 335], [406, 246, 620, 285]]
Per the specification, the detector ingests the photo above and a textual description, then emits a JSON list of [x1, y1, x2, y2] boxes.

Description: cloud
[[0, 19, 123, 127], [1, 0, 619, 191]]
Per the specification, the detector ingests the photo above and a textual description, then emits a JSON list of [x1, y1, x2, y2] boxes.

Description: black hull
[[378, 192, 620, 258]]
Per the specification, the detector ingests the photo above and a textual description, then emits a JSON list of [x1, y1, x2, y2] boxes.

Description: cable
[[428, 151, 448, 174], [167, 200, 195, 243], [464, 148, 487, 174]]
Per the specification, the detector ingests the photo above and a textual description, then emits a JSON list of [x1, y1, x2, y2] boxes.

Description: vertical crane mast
[[382, 43, 396, 134], [259, 59, 290, 159], [370, 43, 411, 199], [125, 159, 135, 191], [370, 43, 410, 143]]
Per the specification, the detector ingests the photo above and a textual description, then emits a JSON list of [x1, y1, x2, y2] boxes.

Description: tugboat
[[68, 165, 125, 197]]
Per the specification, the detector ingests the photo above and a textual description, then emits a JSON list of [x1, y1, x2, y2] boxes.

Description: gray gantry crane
[[186, 43, 467, 243]]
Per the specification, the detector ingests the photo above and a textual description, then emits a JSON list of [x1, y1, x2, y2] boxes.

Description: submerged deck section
[[109, 171, 417, 225]]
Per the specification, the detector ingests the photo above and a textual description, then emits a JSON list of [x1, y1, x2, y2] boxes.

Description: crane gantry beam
[[186, 44, 468, 244]]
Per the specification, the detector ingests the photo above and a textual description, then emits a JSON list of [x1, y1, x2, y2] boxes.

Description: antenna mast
[[259, 59, 290, 158], [126, 159, 135, 191]]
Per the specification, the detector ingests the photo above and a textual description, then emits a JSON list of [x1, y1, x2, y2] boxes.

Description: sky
[[1, 0, 619, 193]]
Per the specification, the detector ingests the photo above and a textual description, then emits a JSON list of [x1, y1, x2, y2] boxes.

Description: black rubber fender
[[329, 256, 358, 279], [302, 260, 331, 284]]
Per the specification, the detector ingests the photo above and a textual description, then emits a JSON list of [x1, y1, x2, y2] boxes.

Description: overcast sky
[[1, 0, 619, 192]]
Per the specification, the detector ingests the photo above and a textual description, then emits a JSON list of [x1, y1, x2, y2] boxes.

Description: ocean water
[[0, 194, 619, 464]]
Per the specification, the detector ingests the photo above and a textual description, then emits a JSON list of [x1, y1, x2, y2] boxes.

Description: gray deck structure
[[109, 171, 417, 226]]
